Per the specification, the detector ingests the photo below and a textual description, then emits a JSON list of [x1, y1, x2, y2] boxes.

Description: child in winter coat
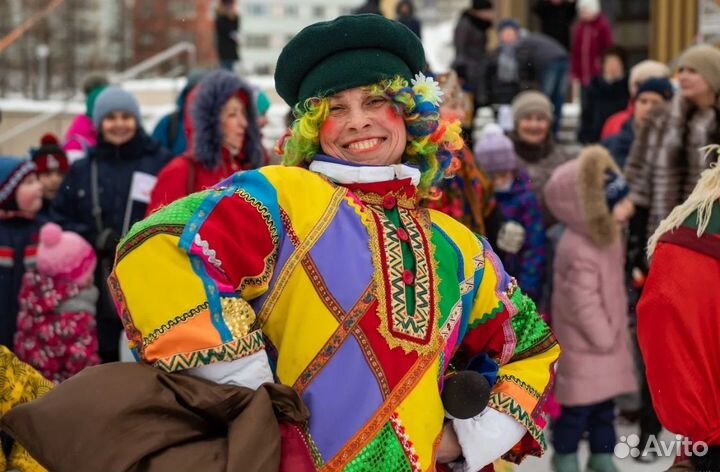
[[475, 125, 546, 304], [14, 223, 100, 383], [0, 157, 43, 350], [544, 145, 638, 472], [30, 134, 70, 220]]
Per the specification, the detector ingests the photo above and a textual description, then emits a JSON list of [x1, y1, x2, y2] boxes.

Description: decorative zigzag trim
[[194, 233, 222, 269], [153, 329, 265, 372], [234, 189, 280, 293], [389, 413, 422, 472], [143, 302, 209, 346], [488, 391, 545, 463]]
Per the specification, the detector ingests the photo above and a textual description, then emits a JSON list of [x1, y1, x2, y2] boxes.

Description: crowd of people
[[0, 1, 719, 472]]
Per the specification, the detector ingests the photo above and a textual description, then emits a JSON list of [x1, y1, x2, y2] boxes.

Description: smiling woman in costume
[[4, 15, 559, 472]]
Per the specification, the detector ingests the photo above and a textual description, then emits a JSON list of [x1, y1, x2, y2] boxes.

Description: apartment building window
[[285, 5, 299, 17], [246, 34, 271, 48], [312, 6, 326, 17], [247, 4, 267, 16]]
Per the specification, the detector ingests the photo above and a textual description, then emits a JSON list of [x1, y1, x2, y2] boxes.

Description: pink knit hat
[[36, 223, 97, 285]]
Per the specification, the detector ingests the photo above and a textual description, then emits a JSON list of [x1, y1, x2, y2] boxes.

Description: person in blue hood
[[151, 70, 207, 156]]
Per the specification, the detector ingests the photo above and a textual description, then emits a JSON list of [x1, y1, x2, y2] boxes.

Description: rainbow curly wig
[[280, 75, 464, 196]]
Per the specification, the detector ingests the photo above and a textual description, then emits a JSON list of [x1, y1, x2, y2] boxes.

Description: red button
[[383, 195, 397, 210], [396, 227, 410, 242], [402, 270, 415, 286]]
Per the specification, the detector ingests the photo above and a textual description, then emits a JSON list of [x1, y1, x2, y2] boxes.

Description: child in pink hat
[[14, 223, 100, 383]]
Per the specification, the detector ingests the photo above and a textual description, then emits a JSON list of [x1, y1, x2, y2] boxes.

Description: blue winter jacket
[[602, 117, 635, 169], [151, 82, 195, 157], [0, 217, 42, 348]]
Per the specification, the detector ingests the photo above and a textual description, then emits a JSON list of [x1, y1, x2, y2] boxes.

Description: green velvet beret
[[275, 14, 426, 108]]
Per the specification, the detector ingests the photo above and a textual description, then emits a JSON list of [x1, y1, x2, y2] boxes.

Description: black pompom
[[441, 371, 491, 419]]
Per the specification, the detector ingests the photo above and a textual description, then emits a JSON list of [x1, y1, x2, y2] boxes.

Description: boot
[[587, 453, 619, 472], [551, 453, 580, 472]]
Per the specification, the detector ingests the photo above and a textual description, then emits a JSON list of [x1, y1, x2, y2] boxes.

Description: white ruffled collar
[[309, 156, 421, 186]]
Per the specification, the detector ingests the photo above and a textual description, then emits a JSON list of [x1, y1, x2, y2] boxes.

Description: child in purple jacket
[[475, 125, 546, 303]]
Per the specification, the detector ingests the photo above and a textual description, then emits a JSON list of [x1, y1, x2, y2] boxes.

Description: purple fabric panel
[[303, 335, 383, 462], [308, 202, 373, 312]]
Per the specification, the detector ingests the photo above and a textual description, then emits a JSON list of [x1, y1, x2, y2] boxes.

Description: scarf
[[509, 132, 555, 164]]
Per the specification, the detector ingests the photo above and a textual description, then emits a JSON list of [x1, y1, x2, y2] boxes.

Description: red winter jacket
[[147, 148, 256, 215], [638, 226, 720, 449], [600, 102, 633, 141], [570, 15, 614, 86]]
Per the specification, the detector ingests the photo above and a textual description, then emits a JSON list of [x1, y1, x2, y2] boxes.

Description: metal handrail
[[0, 42, 197, 146], [111, 42, 196, 83]]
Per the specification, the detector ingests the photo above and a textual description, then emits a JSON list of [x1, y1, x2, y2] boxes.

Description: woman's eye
[[330, 105, 345, 113], [368, 97, 386, 106]]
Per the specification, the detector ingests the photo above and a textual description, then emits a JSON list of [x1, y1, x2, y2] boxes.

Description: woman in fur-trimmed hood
[[544, 145, 638, 472], [147, 70, 266, 213]]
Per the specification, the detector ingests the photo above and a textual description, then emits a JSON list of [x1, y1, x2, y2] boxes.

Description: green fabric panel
[[683, 201, 720, 235], [344, 422, 413, 472], [385, 208, 417, 317], [430, 227, 461, 327], [123, 190, 212, 244], [509, 288, 552, 357]]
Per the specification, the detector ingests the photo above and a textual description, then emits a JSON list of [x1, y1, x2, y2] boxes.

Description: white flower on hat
[[411, 72, 444, 106]]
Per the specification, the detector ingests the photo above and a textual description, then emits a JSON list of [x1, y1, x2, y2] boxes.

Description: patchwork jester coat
[[110, 164, 560, 471]]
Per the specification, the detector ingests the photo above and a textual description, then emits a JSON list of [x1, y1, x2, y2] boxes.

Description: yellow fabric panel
[[395, 359, 445, 469], [497, 342, 561, 411], [471, 250, 503, 322], [427, 209, 483, 281], [115, 233, 210, 341], [259, 166, 338, 240], [263, 265, 339, 386]]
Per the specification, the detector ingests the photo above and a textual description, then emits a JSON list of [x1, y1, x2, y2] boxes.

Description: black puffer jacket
[[52, 130, 171, 245]]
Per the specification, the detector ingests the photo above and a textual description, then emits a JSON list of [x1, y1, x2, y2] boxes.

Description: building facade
[[131, 0, 215, 68], [240, 0, 361, 74], [0, 0, 132, 97]]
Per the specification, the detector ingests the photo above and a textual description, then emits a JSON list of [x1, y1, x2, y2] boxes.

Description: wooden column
[[651, 0, 699, 64]]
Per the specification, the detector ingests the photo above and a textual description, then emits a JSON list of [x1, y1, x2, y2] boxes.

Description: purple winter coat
[[543, 145, 637, 406]]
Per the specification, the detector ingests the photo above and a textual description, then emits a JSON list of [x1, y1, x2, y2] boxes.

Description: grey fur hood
[[191, 70, 265, 170]]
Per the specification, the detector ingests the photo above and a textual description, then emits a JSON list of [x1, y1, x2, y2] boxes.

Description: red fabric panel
[[197, 193, 276, 290], [357, 302, 419, 391], [278, 423, 318, 472], [638, 242, 720, 446]]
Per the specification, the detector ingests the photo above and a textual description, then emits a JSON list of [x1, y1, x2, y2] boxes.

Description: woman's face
[[221, 96, 249, 153], [319, 87, 407, 166], [101, 111, 137, 146], [678, 67, 714, 103], [38, 170, 65, 200], [440, 98, 466, 123], [16, 173, 43, 214], [516, 113, 551, 145]]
